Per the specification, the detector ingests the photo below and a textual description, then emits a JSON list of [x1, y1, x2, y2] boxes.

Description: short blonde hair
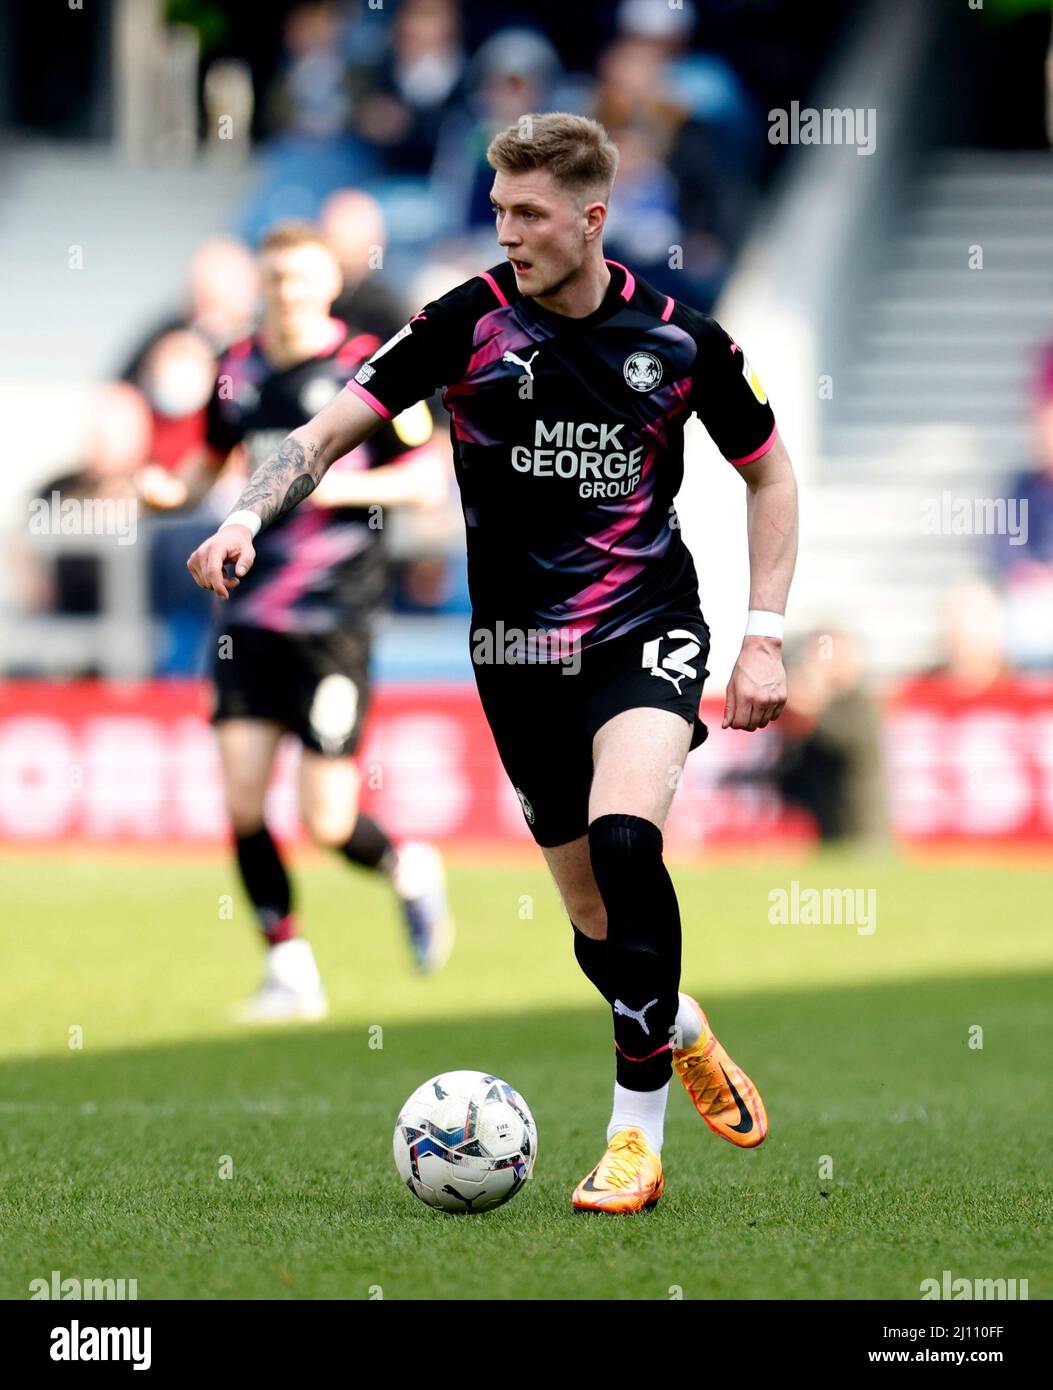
[[487, 112, 620, 202]]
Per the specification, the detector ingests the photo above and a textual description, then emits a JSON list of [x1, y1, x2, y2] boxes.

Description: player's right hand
[[186, 525, 256, 600]]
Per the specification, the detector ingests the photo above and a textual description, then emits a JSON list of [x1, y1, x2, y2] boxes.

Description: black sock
[[235, 825, 292, 938], [572, 925, 612, 1003], [587, 813, 681, 1091], [335, 813, 397, 874]]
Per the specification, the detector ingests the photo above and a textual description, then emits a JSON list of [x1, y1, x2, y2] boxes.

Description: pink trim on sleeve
[[479, 271, 509, 307], [727, 424, 777, 466], [661, 295, 675, 322], [605, 259, 637, 301], [345, 377, 395, 420]]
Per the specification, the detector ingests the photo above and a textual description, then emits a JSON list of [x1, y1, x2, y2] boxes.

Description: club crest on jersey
[[623, 351, 663, 393]]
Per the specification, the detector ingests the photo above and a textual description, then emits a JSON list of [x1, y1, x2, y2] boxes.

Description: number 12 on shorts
[[642, 631, 701, 694]]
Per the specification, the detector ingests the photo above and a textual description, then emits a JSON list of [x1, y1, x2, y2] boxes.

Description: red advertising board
[[1, 677, 1052, 847], [884, 675, 1053, 843], [0, 680, 801, 849]]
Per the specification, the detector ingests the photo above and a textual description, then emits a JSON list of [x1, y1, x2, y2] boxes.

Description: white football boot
[[233, 938, 329, 1023], [393, 841, 455, 974]]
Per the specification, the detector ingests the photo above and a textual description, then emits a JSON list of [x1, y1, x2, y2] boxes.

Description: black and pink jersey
[[207, 319, 433, 635], [347, 260, 776, 650]]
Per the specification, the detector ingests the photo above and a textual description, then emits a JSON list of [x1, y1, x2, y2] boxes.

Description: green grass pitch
[[1, 850, 1050, 1300]]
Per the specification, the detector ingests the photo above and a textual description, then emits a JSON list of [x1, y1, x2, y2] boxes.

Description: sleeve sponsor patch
[[369, 322, 414, 365], [740, 350, 768, 405]]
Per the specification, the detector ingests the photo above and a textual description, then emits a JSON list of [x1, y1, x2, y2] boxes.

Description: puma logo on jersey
[[614, 997, 660, 1036], [503, 349, 539, 380]]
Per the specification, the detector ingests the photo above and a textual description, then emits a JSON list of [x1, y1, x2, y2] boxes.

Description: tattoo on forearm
[[234, 436, 322, 528], [280, 474, 316, 513]]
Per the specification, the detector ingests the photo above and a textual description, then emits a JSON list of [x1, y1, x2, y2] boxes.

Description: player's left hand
[[723, 636, 787, 731]]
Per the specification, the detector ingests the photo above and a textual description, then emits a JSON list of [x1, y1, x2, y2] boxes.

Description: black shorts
[[471, 613, 711, 847], [211, 624, 371, 757]]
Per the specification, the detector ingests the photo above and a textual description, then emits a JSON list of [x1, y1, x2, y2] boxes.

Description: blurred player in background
[[189, 117, 797, 1205], [319, 189, 408, 346], [162, 221, 455, 1021]]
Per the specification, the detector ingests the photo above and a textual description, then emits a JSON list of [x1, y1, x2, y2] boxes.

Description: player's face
[[491, 169, 602, 299], [259, 244, 342, 330]]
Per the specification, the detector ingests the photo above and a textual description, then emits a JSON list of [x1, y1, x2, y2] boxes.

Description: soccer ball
[[393, 1070, 538, 1214]]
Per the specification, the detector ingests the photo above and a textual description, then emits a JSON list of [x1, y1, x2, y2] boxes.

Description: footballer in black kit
[[347, 255, 776, 846], [186, 223, 455, 1024], [206, 317, 426, 754], [189, 117, 798, 1210]]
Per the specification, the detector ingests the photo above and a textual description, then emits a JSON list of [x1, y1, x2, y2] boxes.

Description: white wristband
[[219, 509, 261, 538], [745, 609, 784, 640]]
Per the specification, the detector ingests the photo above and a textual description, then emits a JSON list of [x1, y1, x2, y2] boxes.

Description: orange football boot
[[673, 996, 768, 1147], [572, 1128, 664, 1214]]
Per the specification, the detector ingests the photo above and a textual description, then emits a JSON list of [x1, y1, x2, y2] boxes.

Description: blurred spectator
[[23, 384, 152, 618], [726, 630, 890, 845], [320, 189, 408, 339], [595, 13, 761, 306], [246, 3, 385, 240], [245, 2, 768, 289], [996, 376, 1053, 668], [137, 329, 238, 673], [354, 0, 468, 175], [593, 37, 688, 271], [775, 630, 890, 844], [932, 582, 1012, 693], [135, 329, 218, 473], [265, 0, 356, 141], [430, 27, 566, 234], [119, 240, 257, 487], [119, 237, 259, 380], [616, 0, 760, 168]]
